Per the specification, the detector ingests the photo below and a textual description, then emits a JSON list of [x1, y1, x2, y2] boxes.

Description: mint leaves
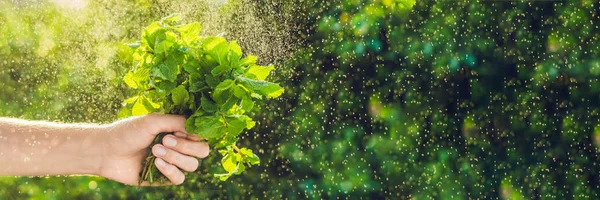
[[121, 14, 284, 183]]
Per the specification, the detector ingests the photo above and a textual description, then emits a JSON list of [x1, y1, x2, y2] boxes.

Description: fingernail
[[154, 146, 167, 156], [174, 132, 187, 138], [155, 158, 166, 167], [164, 136, 177, 147]]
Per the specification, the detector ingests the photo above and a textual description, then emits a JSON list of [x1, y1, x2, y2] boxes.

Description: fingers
[[152, 144, 199, 172], [162, 134, 210, 158], [141, 113, 187, 136], [154, 157, 185, 185], [173, 131, 203, 141]]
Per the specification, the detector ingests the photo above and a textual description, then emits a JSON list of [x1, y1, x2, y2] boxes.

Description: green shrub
[[276, 0, 600, 198]]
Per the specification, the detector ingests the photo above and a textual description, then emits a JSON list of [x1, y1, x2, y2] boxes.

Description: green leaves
[[237, 76, 284, 98], [124, 71, 138, 89], [200, 95, 218, 112], [204, 36, 230, 66], [153, 63, 178, 81], [244, 65, 274, 80], [171, 85, 189, 106], [194, 115, 225, 139], [239, 55, 257, 67], [129, 95, 161, 116], [214, 146, 260, 181], [226, 114, 255, 137], [122, 16, 284, 181], [213, 79, 235, 100]]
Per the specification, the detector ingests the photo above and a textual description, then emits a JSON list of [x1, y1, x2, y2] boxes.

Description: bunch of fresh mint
[[121, 14, 284, 185]]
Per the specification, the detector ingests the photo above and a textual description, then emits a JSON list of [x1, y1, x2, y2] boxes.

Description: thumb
[[140, 113, 188, 136]]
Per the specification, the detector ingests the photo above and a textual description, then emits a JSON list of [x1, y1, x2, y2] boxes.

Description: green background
[[1, 0, 600, 199]]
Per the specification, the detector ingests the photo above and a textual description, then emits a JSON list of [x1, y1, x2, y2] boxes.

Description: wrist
[[76, 125, 106, 176]]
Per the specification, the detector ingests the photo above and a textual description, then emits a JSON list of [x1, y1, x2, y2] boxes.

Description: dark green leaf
[[213, 79, 234, 100], [205, 74, 219, 88], [225, 115, 246, 137], [221, 95, 238, 112], [153, 63, 178, 81], [211, 64, 231, 76], [189, 73, 206, 92], [156, 80, 177, 93], [185, 116, 197, 134], [201, 95, 218, 112], [194, 115, 226, 139], [183, 60, 201, 74]]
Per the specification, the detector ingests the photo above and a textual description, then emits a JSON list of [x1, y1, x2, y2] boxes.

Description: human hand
[[96, 113, 209, 185]]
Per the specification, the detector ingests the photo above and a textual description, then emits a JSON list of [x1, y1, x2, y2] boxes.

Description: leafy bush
[[276, 0, 600, 198]]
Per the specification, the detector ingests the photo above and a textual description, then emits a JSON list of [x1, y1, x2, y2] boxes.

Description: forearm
[[0, 118, 104, 176]]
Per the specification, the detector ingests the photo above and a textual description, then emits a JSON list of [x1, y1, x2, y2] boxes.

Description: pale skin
[[0, 113, 210, 186]]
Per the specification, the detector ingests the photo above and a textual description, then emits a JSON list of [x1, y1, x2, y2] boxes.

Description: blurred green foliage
[[277, 0, 600, 199], [1, 0, 600, 199]]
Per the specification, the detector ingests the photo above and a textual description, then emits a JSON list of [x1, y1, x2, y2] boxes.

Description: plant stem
[[138, 132, 171, 188], [232, 144, 251, 167]]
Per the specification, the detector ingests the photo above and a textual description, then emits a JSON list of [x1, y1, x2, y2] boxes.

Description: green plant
[[120, 14, 284, 185]]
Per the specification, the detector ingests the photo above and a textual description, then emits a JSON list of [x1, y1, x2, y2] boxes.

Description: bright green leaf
[[229, 41, 242, 57], [244, 65, 274, 81], [214, 173, 232, 181], [141, 95, 161, 110], [132, 98, 150, 116], [171, 85, 189, 106], [123, 96, 139, 105], [204, 37, 229, 65], [232, 84, 248, 98], [237, 76, 284, 98], [239, 55, 257, 67], [177, 22, 201, 43], [228, 41, 242, 66], [239, 148, 260, 165], [240, 96, 254, 112], [221, 152, 237, 173], [124, 71, 138, 88]]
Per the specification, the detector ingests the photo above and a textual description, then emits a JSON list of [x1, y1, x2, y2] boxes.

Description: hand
[[96, 113, 210, 185]]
